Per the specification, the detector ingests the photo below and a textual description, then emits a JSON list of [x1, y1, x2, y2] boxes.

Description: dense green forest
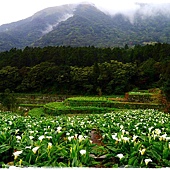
[[0, 43, 169, 98]]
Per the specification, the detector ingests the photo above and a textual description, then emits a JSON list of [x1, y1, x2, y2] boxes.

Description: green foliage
[[128, 92, 151, 96], [0, 109, 170, 167], [0, 89, 18, 111], [0, 66, 21, 91], [162, 61, 170, 102], [44, 101, 115, 116], [18, 62, 60, 92], [0, 43, 169, 94], [163, 80, 170, 102], [33, 5, 170, 49], [28, 108, 46, 117], [44, 96, 163, 116], [138, 58, 159, 88], [1, 4, 170, 51]]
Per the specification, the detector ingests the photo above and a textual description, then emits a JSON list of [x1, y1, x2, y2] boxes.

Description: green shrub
[[28, 108, 46, 117], [43, 101, 116, 116], [0, 89, 18, 111], [43, 96, 164, 116]]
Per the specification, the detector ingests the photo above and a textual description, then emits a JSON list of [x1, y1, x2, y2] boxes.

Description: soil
[[90, 128, 104, 146]]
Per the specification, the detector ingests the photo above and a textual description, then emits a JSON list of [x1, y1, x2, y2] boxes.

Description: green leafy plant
[[0, 89, 18, 111], [0, 109, 169, 168]]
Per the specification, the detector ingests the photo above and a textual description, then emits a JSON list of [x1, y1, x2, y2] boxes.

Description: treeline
[[0, 43, 170, 96]]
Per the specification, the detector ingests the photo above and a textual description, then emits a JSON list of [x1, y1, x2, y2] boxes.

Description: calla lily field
[[0, 109, 169, 168]]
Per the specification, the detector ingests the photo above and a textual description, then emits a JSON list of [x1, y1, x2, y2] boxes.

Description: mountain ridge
[[0, 3, 170, 51]]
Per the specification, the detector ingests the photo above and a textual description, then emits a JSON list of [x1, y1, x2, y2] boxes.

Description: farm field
[[43, 95, 164, 116], [0, 109, 169, 168]]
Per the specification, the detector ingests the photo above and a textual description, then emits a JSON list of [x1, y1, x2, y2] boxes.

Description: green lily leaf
[[148, 150, 161, 160], [106, 145, 121, 153], [0, 144, 11, 154], [162, 148, 169, 159]]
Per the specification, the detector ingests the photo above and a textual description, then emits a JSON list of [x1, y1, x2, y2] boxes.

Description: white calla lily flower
[[80, 149, 86, 155], [13, 150, 23, 159], [117, 153, 124, 159], [139, 148, 146, 155], [38, 135, 45, 142], [32, 146, 39, 154], [145, 158, 152, 165]]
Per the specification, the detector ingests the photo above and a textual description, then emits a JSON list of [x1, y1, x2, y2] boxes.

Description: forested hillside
[[33, 4, 170, 48], [0, 43, 169, 96], [0, 3, 170, 51]]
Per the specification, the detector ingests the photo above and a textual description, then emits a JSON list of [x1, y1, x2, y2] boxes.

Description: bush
[[0, 89, 18, 111], [163, 79, 170, 102], [28, 108, 46, 117]]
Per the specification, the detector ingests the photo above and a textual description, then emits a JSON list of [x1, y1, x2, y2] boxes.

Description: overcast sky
[[0, 0, 170, 26]]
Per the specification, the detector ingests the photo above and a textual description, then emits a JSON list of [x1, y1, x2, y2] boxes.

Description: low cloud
[[94, 2, 170, 23], [42, 13, 74, 34]]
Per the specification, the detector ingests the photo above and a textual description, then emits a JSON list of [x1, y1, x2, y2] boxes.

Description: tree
[[138, 58, 158, 89], [90, 62, 100, 93], [0, 66, 21, 92], [0, 89, 18, 111], [19, 62, 60, 92], [124, 44, 129, 49], [162, 61, 170, 102], [70, 66, 93, 94], [163, 80, 170, 102]]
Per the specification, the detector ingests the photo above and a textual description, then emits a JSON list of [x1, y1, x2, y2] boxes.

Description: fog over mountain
[[0, 2, 170, 51], [101, 2, 170, 23], [41, 14, 74, 34]]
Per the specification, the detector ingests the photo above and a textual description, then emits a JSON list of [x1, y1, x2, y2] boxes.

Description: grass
[[65, 96, 109, 101], [19, 104, 44, 107], [28, 108, 46, 117], [64, 97, 113, 108], [12, 90, 165, 116], [43, 96, 164, 116], [128, 91, 153, 95], [44, 101, 118, 115]]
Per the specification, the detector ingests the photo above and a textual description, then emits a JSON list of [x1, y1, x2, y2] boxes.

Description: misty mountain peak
[[137, 3, 170, 17], [32, 4, 76, 18], [0, 3, 170, 51]]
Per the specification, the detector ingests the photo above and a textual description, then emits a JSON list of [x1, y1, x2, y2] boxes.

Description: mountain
[[0, 4, 76, 51], [0, 3, 170, 51]]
